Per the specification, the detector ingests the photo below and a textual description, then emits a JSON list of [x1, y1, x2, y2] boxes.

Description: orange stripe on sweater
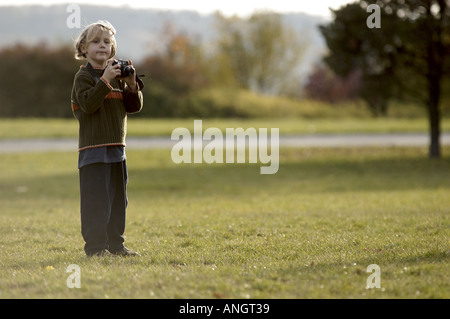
[[79, 143, 126, 152], [106, 91, 123, 99], [71, 93, 121, 112]]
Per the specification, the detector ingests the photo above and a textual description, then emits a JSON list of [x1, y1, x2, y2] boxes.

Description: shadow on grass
[[128, 158, 450, 198], [1, 152, 450, 202]]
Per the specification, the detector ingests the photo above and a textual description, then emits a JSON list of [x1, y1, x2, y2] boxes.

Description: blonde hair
[[74, 20, 117, 60]]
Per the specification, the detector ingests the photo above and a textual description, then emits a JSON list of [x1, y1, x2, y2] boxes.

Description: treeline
[[0, 44, 80, 118], [0, 7, 448, 123], [0, 12, 361, 119]]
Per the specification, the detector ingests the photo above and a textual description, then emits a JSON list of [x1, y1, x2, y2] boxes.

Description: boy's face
[[83, 30, 114, 67]]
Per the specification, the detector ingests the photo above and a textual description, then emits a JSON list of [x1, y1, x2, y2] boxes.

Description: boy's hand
[[118, 60, 138, 92], [102, 60, 121, 84]]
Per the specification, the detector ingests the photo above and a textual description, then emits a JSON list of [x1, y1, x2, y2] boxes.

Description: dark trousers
[[79, 161, 128, 255]]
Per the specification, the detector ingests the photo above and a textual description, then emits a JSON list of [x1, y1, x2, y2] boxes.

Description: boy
[[71, 20, 143, 257]]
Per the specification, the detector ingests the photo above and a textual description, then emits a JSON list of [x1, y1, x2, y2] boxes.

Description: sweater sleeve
[[123, 77, 144, 114], [73, 71, 112, 115]]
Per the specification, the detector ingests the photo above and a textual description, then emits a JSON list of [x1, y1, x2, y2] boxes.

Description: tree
[[320, 3, 399, 116], [320, 0, 450, 158], [137, 25, 210, 117], [140, 24, 209, 96], [216, 11, 304, 95], [304, 64, 361, 103]]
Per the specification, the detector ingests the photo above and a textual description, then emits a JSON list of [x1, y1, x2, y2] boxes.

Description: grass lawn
[[0, 146, 448, 299], [1, 117, 450, 139]]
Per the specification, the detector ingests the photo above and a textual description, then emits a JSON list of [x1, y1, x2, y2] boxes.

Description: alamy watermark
[[367, 4, 381, 29], [171, 120, 279, 175], [66, 3, 81, 29], [366, 264, 381, 289], [66, 264, 81, 289]]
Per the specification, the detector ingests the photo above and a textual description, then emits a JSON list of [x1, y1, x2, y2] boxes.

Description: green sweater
[[71, 65, 143, 151]]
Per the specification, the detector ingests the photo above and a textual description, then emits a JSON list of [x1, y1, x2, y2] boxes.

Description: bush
[[136, 86, 375, 119], [0, 43, 81, 118]]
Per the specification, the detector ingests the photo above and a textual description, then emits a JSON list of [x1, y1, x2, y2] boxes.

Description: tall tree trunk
[[426, 0, 445, 159], [428, 83, 441, 158]]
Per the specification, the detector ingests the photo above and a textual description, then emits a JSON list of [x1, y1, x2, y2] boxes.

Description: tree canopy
[[320, 0, 449, 157]]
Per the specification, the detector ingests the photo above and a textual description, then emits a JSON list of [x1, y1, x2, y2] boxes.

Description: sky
[[0, 0, 355, 18]]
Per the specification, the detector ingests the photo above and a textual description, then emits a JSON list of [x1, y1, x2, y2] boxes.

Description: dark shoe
[[109, 247, 140, 257], [86, 249, 114, 257]]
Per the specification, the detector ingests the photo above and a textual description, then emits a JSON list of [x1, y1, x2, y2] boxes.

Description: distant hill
[[0, 4, 329, 81]]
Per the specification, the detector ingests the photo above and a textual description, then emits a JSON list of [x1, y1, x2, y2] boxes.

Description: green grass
[[0, 146, 448, 299], [1, 117, 450, 139]]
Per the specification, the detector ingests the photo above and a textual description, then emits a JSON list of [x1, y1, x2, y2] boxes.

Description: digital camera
[[112, 59, 135, 77]]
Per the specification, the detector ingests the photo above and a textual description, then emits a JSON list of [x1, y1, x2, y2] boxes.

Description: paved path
[[1, 133, 449, 154]]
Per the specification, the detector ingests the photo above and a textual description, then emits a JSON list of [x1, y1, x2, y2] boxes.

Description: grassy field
[[1, 117, 450, 139], [0, 146, 448, 299]]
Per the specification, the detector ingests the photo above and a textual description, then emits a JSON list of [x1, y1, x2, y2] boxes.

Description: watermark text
[[171, 120, 279, 175], [66, 264, 81, 289], [367, 4, 381, 29], [66, 3, 81, 29], [366, 264, 381, 289]]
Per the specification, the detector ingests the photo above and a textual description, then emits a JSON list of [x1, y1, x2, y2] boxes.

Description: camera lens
[[122, 66, 135, 77]]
